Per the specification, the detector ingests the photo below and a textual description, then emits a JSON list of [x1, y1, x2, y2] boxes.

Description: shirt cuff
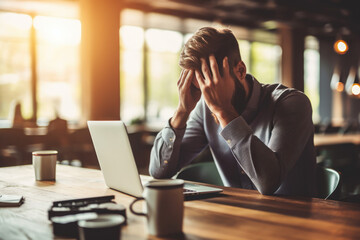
[[162, 119, 186, 146], [220, 116, 253, 148]]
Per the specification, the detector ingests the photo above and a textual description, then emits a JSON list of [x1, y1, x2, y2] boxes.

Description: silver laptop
[[87, 121, 222, 198]]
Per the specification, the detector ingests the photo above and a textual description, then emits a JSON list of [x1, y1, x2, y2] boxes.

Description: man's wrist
[[170, 108, 190, 129], [216, 109, 239, 128]]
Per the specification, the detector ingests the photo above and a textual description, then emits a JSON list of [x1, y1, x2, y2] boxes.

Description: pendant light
[[334, 39, 349, 55]]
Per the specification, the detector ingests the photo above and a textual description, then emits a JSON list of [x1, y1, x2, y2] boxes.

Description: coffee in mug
[[130, 179, 184, 237]]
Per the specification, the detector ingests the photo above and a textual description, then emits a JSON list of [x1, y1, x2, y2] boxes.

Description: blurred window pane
[[120, 26, 144, 123], [34, 16, 81, 123], [184, 33, 193, 44], [304, 36, 320, 123], [145, 28, 182, 122], [250, 42, 281, 84], [238, 40, 250, 68], [0, 12, 32, 124], [146, 29, 183, 53]]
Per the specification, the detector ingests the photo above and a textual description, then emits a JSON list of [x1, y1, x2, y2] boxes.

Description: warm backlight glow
[[351, 83, 360, 96], [120, 26, 144, 50], [336, 81, 344, 92], [145, 29, 182, 53], [0, 12, 32, 32], [334, 40, 348, 54], [120, 26, 144, 77], [34, 16, 81, 45]]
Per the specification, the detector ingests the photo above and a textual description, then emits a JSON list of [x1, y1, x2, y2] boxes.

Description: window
[[304, 36, 320, 123], [120, 26, 144, 123], [250, 42, 281, 84], [0, 11, 81, 126], [0, 12, 32, 126], [145, 29, 182, 122], [34, 16, 81, 123], [238, 40, 251, 67], [120, 10, 185, 124]]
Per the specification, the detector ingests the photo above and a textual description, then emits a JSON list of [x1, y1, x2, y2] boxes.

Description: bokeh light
[[334, 40, 348, 55], [351, 83, 360, 96]]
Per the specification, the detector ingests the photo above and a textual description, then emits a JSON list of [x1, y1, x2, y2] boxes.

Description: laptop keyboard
[[183, 188, 199, 196], [183, 188, 196, 193]]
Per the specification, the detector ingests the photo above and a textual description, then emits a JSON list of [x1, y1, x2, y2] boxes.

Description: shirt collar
[[241, 74, 261, 123]]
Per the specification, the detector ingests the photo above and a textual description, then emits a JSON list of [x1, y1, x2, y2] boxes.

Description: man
[[149, 27, 316, 196]]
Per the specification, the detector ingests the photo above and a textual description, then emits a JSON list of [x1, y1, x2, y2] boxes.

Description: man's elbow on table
[[149, 164, 174, 180], [149, 151, 170, 179], [258, 186, 277, 195], [149, 164, 162, 179], [255, 179, 280, 195]]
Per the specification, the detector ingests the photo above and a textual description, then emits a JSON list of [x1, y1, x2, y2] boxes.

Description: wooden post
[[279, 25, 305, 91], [80, 0, 121, 121], [30, 14, 37, 123]]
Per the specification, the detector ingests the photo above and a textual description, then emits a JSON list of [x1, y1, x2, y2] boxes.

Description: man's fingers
[[177, 69, 185, 86], [200, 58, 211, 83], [223, 57, 230, 79], [209, 55, 221, 83], [183, 69, 194, 90], [195, 70, 205, 89], [178, 69, 189, 88]]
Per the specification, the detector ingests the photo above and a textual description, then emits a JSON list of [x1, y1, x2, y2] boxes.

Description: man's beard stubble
[[231, 72, 247, 115], [212, 72, 247, 125]]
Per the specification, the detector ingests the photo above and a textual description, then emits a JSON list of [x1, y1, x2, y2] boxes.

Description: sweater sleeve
[[149, 100, 208, 178], [220, 92, 314, 194]]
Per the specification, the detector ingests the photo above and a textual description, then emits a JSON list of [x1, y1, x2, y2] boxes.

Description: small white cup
[[32, 150, 58, 181], [130, 179, 184, 237]]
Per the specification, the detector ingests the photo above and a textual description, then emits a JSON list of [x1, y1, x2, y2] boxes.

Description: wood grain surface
[[1, 165, 360, 240]]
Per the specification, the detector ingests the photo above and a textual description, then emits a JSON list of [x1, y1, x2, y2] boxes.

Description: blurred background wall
[[0, 0, 359, 129]]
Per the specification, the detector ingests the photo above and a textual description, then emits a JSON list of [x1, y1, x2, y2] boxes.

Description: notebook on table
[[0, 194, 24, 207], [87, 121, 222, 198]]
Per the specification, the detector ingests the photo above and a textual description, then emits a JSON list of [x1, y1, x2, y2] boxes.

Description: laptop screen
[[88, 121, 144, 197], [88, 120, 222, 198]]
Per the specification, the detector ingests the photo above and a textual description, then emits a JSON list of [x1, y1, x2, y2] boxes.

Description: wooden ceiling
[[123, 0, 360, 37], [1, 0, 358, 37]]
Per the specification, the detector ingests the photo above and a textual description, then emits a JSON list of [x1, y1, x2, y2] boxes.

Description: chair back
[[175, 161, 224, 186], [316, 166, 341, 200], [0, 128, 26, 166], [0, 128, 25, 146], [317, 143, 358, 170], [69, 128, 97, 168]]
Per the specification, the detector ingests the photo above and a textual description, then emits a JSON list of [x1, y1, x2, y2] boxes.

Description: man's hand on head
[[171, 69, 201, 129], [195, 55, 239, 128]]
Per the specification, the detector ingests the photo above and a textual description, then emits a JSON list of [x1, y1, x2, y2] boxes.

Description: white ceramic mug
[[129, 179, 184, 237], [32, 150, 58, 181]]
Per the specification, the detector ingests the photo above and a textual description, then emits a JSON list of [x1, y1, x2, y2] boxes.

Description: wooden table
[[1, 165, 360, 240]]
